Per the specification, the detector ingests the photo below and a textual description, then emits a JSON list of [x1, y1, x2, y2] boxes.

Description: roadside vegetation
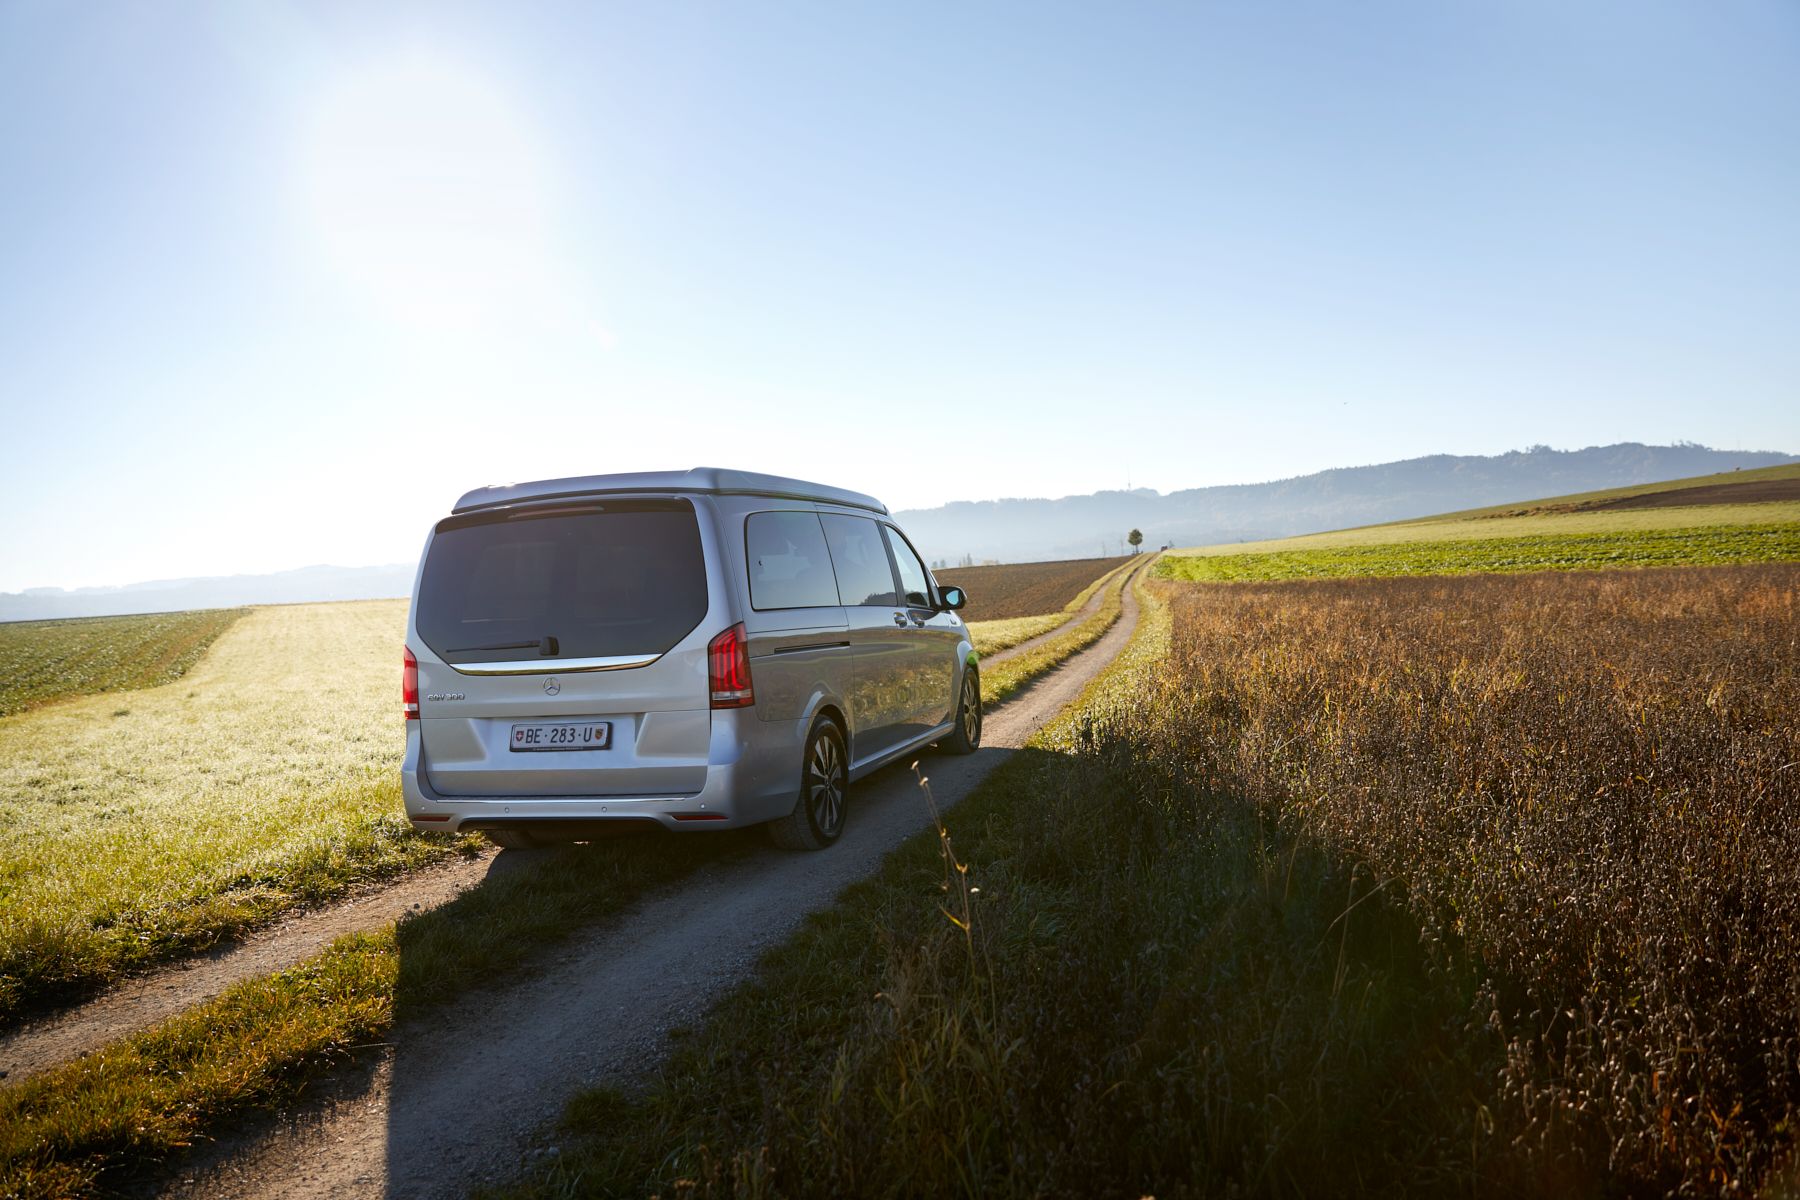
[[964, 613, 1067, 657], [497, 563, 1800, 1197], [0, 608, 247, 717], [0, 600, 472, 1021], [963, 560, 1133, 658], [977, 558, 1139, 707], [1159, 520, 1800, 582]]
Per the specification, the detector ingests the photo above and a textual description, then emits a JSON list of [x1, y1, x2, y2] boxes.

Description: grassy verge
[[977, 558, 1139, 708], [0, 829, 754, 1199], [0, 601, 450, 1021], [965, 558, 1139, 659], [1057, 556, 1134, 612], [965, 613, 1067, 657], [1158, 520, 1800, 582], [0, 609, 248, 716]]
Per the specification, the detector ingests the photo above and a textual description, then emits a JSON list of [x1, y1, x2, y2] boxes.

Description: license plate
[[509, 722, 613, 752]]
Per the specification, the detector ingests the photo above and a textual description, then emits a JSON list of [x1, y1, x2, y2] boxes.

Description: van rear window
[[416, 500, 708, 665]]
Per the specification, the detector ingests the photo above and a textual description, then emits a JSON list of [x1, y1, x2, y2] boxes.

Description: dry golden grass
[[515, 565, 1800, 1199], [965, 613, 1069, 657], [0, 600, 458, 1018]]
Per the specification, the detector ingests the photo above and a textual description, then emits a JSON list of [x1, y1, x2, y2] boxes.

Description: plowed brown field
[[932, 556, 1122, 621]]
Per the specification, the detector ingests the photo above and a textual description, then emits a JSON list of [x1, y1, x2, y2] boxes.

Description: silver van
[[401, 467, 979, 851]]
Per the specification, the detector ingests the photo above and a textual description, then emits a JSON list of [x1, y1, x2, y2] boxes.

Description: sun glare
[[306, 59, 551, 327]]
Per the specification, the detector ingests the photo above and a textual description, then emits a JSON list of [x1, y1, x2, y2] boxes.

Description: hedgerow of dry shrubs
[[1164, 564, 1800, 1194]]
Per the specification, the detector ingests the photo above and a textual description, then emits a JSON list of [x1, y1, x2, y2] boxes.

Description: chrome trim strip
[[769, 640, 851, 655], [445, 653, 662, 676]]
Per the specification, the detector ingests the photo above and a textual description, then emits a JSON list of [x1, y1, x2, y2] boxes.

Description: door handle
[[893, 612, 907, 626]]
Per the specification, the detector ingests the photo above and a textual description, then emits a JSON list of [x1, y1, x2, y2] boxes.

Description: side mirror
[[940, 586, 966, 611]]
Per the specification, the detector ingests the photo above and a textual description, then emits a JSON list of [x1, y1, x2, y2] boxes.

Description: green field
[[0, 600, 462, 1020], [0, 609, 248, 717], [1167, 460, 1800, 562], [1157, 521, 1800, 582]]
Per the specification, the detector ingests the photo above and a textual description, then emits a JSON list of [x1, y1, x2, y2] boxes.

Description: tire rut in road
[[158, 565, 1147, 1200]]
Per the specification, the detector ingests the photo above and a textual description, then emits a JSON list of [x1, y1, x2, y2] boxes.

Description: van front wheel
[[770, 717, 848, 851]]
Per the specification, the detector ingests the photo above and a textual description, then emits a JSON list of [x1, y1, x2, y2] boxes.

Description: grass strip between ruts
[[1058, 556, 1136, 613], [977, 557, 1142, 709], [966, 557, 1139, 660], [0, 828, 751, 1199]]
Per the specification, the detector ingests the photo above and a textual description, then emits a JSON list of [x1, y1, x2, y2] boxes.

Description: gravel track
[[25, 562, 1146, 1199]]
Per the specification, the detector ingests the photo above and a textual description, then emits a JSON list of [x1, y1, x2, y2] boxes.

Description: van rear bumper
[[400, 710, 805, 834]]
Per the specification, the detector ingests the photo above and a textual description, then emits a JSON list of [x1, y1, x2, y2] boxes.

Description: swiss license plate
[[509, 721, 613, 752]]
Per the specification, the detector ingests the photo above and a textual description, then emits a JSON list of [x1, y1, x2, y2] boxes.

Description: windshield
[[416, 500, 708, 665]]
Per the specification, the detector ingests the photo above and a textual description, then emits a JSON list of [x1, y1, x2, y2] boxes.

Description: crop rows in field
[[1157, 520, 1800, 582], [932, 556, 1122, 621], [0, 609, 249, 716]]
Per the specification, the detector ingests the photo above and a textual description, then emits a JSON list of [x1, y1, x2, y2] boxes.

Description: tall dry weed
[[1164, 564, 1800, 1194]]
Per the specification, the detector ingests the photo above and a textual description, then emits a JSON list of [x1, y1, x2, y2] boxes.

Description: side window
[[884, 526, 934, 608], [819, 513, 899, 606], [745, 511, 841, 610]]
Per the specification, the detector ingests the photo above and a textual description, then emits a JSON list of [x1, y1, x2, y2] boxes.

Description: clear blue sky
[[3, 0, 1795, 592]]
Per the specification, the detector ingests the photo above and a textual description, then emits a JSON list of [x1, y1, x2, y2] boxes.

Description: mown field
[[1158, 520, 1800, 581], [0, 609, 248, 717], [934, 556, 1124, 621], [0, 600, 466, 1020], [505, 563, 1800, 1197]]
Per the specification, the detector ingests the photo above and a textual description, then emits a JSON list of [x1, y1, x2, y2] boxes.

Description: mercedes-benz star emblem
[[543, 678, 560, 695]]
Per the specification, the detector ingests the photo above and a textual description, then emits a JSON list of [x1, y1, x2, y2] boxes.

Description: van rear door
[[411, 498, 713, 796]]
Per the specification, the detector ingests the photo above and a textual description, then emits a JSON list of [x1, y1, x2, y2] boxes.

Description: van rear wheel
[[484, 828, 541, 851], [770, 717, 848, 851], [940, 667, 981, 755]]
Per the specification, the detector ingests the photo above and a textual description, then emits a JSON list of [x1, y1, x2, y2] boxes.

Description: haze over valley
[[7, 442, 1790, 622]]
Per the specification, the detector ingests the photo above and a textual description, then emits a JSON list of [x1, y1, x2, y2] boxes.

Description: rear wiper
[[450, 637, 560, 655]]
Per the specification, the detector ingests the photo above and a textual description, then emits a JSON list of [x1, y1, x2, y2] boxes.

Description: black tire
[[769, 717, 849, 851], [484, 828, 542, 851], [940, 665, 982, 755]]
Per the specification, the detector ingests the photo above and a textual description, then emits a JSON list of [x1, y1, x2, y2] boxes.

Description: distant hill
[[1, 564, 417, 623], [896, 443, 1796, 565]]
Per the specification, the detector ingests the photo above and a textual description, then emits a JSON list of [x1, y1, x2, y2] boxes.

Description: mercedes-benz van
[[400, 467, 979, 851]]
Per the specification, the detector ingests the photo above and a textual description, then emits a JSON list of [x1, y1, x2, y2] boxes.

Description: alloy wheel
[[806, 728, 846, 837]]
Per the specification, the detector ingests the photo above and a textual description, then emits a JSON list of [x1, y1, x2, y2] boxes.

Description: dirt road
[[142, 563, 1144, 1199]]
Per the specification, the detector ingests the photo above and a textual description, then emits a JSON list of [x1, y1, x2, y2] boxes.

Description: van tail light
[[708, 623, 755, 709], [403, 646, 420, 720]]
